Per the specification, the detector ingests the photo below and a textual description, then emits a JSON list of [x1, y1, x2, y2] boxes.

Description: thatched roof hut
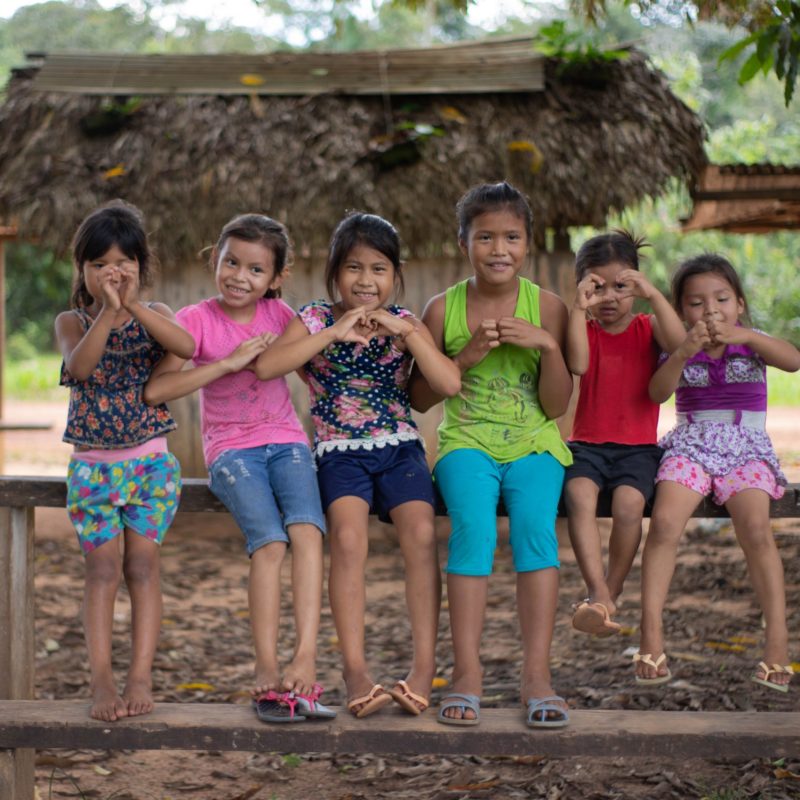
[[0, 37, 705, 261], [0, 37, 707, 473]]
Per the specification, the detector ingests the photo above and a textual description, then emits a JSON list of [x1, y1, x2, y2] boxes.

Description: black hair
[[671, 253, 750, 322], [214, 214, 292, 299], [456, 181, 532, 243], [574, 229, 648, 282], [324, 212, 403, 300], [71, 200, 152, 309]]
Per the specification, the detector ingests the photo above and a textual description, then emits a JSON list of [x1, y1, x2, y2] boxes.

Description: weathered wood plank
[[0, 476, 797, 518], [0, 508, 35, 800], [0, 507, 34, 699], [0, 702, 798, 759]]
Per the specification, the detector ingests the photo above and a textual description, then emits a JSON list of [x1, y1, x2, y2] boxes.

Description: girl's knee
[[122, 548, 159, 585], [647, 512, 685, 544], [330, 527, 369, 563], [85, 543, 122, 586]]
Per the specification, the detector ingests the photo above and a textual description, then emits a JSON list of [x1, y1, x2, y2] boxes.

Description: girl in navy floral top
[[256, 213, 460, 718], [55, 202, 194, 723]]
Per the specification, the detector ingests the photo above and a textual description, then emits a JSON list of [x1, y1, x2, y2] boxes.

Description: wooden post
[[0, 505, 36, 800]]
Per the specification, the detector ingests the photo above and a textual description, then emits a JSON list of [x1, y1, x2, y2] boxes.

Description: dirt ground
[[3, 401, 800, 800]]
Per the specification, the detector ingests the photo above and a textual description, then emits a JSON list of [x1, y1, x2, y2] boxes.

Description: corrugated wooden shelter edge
[[28, 37, 545, 95], [683, 162, 800, 233]]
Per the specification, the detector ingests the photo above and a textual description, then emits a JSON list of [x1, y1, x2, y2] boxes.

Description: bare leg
[[249, 541, 287, 697], [442, 573, 487, 721], [606, 485, 646, 604], [83, 537, 127, 722], [564, 478, 611, 608], [327, 496, 377, 711], [121, 530, 162, 717], [726, 489, 791, 688], [282, 523, 323, 695], [636, 481, 701, 681], [518, 567, 565, 716], [390, 500, 441, 708]]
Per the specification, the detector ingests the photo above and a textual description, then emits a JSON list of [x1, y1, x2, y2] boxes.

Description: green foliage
[[719, 0, 800, 106], [533, 19, 629, 64], [570, 0, 799, 106], [5, 242, 73, 354]]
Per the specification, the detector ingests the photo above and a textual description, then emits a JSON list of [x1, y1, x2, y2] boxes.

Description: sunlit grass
[[4, 353, 64, 401]]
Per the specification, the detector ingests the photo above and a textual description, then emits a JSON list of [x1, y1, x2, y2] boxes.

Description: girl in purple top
[[634, 254, 800, 692], [146, 215, 331, 722]]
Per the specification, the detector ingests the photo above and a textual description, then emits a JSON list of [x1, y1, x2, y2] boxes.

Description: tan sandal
[[387, 679, 430, 715], [572, 600, 622, 637], [633, 652, 672, 686], [751, 661, 793, 694], [346, 683, 393, 718]]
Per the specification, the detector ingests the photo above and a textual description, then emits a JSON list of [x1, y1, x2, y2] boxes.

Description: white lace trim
[[315, 430, 422, 458]]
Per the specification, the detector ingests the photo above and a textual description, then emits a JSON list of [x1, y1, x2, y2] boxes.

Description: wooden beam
[[0, 508, 35, 800], [0, 476, 797, 518], [0, 701, 798, 759]]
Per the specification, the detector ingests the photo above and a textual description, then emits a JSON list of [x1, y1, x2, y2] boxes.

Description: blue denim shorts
[[434, 448, 564, 576], [316, 439, 435, 522], [209, 443, 326, 555]]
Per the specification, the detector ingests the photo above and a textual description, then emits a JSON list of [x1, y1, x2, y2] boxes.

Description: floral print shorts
[[67, 451, 181, 554], [656, 456, 784, 506]]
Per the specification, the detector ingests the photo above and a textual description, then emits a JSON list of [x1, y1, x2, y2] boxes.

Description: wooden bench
[[1, 475, 798, 799]]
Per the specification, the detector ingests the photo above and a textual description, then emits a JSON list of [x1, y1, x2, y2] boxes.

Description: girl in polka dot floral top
[[255, 212, 461, 719]]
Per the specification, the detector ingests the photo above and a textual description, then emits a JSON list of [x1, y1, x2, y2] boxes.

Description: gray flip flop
[[526, 696, 569, 729], [437, 692, 480, 726]]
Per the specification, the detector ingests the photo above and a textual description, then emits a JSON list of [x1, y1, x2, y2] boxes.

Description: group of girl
[[56, 182, 799, 728]]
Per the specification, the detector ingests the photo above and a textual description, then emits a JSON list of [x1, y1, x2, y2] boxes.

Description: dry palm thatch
[[0, 46, 706, 261]]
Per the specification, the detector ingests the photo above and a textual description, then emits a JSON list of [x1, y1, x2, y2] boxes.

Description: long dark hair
[[214, 214, 292, 299], [671, 253, 750, 323], [70, 200, 152, 309], [324, 212, 403, 300]]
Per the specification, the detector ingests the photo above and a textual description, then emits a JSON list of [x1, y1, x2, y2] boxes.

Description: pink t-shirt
[[176, 298, 308, 467]]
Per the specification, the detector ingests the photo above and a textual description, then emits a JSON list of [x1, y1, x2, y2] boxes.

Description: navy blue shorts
[[565, 441, 662, 504], [317, 439, 435, 522]]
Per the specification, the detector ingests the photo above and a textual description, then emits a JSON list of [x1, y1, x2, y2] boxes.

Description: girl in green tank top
[[409, 182, 573, 730]]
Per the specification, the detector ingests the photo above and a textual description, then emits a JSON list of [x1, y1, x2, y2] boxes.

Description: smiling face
[[585, 261, 636, 332], [459, 208, 528, 289], [679, 271, 744, 330], [334, 243, 397, 312], [214, 237, 281, 320], [81, 244, 139, 307]]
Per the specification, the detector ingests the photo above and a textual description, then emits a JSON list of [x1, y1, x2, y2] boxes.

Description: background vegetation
[[1, 0, 799, 366]]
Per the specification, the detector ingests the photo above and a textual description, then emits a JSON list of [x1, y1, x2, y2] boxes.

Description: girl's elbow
[[142, 385, 160, 406], [440, 373, 461, 397]]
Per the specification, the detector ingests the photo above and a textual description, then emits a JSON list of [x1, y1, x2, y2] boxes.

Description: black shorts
[[565, 441, 663, 504]]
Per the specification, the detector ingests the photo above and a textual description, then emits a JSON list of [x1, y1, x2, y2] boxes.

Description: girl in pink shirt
[[145, 214, 331, 723]]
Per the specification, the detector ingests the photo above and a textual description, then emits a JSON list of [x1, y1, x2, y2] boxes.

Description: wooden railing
[[1, 476, 798, 800]]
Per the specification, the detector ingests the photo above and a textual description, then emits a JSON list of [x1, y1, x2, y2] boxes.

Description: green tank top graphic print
[[436, 278, 572, 466]]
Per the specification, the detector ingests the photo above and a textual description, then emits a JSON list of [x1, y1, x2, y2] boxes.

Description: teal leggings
[[434, 448, 564, 576]]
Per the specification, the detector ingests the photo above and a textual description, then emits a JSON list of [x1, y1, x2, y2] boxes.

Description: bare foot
[[251, 669, 282, 699], [282, 653, 317, 696], [90, 681, 128, 722], [123, 677, 154, 717]]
